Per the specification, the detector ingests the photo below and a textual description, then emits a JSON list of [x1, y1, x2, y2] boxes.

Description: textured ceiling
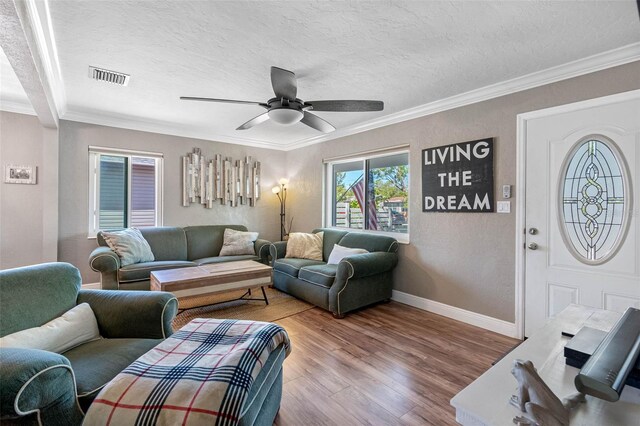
[[4, 1, 640, 147], [0, 46, 29, 108]]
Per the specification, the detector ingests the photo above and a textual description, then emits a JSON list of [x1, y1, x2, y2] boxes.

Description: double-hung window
[[325, 148, 409, 241], [88, 147, 163, 237]]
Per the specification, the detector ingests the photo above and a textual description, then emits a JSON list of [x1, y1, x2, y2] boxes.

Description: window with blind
[[88, 148, 163, 237]]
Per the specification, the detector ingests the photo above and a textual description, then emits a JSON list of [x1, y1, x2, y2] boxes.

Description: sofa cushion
[[0, 303, 101, 353], [327, 244, 368, 265], [219, 228, 259, 256], [312, 228, 350, 261], [298, 264, 338, 288], [101, 228, 155, 266], [0, 263, 81, 337], [140, 227, 188, 261], [194, 255, 259, 265], [63, 338, 161, 402], [118, 260, 196, 283], [338, 232, 399, 253], [184, 225, 248, 260], [273, 258, 325, 278], [285, 232, 324, 260]]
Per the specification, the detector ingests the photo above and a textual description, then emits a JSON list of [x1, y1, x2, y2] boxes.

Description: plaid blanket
[[83, 319, 291, 426]]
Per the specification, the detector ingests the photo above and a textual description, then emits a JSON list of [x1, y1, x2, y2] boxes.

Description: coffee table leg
[[261, 286, 269, 305]]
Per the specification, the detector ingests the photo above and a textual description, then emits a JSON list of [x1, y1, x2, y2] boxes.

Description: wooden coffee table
[[150, 260, 272, 310]]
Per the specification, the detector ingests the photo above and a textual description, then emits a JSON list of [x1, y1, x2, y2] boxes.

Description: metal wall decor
[[182, 148, 260, 208]]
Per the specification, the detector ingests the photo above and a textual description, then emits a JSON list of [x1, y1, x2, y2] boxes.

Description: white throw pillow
[[285, 232, 324, 261], [219, 228, 259, 256], [101, 228, 155, 266], [327, 244, 369, 265], [0, 303, 102, 354]]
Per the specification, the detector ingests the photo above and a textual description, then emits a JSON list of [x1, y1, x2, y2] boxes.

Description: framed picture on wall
[[4, 165, 37, 184]]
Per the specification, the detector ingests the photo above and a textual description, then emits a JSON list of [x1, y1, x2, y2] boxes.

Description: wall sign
[[422, 138, 494, 212]]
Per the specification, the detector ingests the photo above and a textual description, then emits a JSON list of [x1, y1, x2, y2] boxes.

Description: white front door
[[523, 90, 640, 337]]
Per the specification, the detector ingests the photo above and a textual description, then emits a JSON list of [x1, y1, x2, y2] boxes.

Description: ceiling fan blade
[[304, 100, 384, 112], [236, 112, 270, 130], [181, 96, 268, 108], [301, 111, 335, 133], [271, 66, 297, 100]]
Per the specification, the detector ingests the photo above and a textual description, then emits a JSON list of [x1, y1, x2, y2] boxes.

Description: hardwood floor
[[274, 302, 519, 426]]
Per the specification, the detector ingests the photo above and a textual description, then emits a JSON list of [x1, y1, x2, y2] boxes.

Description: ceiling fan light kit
[[268, 107, 303, 125], [181, 66, 384, 133]]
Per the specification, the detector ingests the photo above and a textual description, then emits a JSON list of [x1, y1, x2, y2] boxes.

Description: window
[[325, 149, 409, 240], [560, 135, 629, 264], [88, 147, 163, 237]]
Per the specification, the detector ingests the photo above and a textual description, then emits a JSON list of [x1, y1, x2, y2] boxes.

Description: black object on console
[[574, 307, 640, 402]]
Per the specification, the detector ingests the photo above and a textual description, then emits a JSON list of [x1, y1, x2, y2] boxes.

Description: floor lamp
[[272, 178, 288, 241]]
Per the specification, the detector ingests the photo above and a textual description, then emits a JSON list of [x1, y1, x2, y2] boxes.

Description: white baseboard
[[82, 282, 101, 289], [391, 290, 517, 338]]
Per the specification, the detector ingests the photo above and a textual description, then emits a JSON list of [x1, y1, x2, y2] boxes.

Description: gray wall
[[58, 120, 286, 282], [285, 61, 640, 323], [0, 111, 58, 269]]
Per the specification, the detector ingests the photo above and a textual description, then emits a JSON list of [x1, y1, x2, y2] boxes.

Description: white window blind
[[88, 147, 163, 237]]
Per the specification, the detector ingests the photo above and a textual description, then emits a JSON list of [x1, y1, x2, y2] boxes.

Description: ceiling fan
[[180, 66, 384, 133]]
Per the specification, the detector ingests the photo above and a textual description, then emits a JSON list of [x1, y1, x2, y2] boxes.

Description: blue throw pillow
[[101, 228, 155, 266]]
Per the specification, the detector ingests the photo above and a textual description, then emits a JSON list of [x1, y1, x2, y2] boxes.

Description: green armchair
[[0, 262, 178, 425]]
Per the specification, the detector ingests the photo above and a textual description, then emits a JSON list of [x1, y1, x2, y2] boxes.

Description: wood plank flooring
[[274, 302, 519, 425]]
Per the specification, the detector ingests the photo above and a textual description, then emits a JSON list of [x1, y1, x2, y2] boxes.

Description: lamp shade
[[272, 186, 281, 194], [278, 178, 289, 185], [268, 108, 303, 125]]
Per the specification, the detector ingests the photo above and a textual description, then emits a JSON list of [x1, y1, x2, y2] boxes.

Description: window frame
[[88, 146, 164, 238], [323, 146, 410, 243]]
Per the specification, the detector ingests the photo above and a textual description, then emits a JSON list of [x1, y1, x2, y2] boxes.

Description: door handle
[[528, 243, 538, 250]]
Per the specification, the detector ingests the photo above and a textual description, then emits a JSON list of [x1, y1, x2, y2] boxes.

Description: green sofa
[[89, 225, 271, 290], [0, 262, 177, 425], [269, 228, 399, 318]]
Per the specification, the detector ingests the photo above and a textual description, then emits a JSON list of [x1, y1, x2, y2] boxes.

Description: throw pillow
[[101, 228, 155, 266], [219, 228, 259, 256], [327, 244, 369, 265], [0, 303, 102, 354], [285, 232, 324, 261]]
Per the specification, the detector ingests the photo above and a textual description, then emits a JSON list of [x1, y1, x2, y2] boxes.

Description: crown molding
[[282, 42, 640, 151], [62, 108, 290, 150], [0, 98, 37, 116], [24, 0, 66, 115]]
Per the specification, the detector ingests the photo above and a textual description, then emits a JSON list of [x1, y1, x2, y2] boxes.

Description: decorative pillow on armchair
[[101, 228, 155, 266], [0, 303, 101, 353], [219, 228, 259, 256], [285, 232, 324, 261]]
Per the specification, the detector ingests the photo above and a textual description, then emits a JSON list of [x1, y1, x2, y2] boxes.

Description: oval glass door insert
[[560, 135, 630, 264]]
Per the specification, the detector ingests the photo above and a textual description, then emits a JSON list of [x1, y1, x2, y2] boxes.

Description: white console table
[[451, 305, 640, 425]]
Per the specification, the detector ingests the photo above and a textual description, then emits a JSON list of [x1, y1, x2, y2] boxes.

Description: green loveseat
[[269, 228, 399, 318], [89, 225, 271, 290], [0, 262, 177, 425]]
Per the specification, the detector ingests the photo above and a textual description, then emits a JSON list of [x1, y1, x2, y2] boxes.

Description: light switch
[[497, 201, 511, 213]]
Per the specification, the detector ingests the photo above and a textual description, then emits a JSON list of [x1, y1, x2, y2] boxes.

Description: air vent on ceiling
[[88, 66, 130, 86]]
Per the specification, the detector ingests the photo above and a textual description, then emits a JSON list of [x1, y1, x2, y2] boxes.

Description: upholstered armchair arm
[[336, 252, 398, 280], [77, 289, 178, 339], [88, 246, 119, 273], [88, 247, 120, 290], [254, 239, 271, 264], [329, 252, 398, 317], [269, 241, 288, 264], [0, 348, 83, 425]]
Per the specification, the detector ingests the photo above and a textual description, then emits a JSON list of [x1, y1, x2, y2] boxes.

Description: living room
[[1, 1, 640, 425]]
